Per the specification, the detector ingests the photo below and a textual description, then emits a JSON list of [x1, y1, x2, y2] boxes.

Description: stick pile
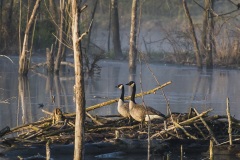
[[0, 81, 240, 155]]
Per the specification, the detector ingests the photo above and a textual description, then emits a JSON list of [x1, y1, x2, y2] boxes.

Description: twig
[[46, 140, 51, 160], [44, 128, 73, 137], [0, 55, 14, 64], [172, 121, 197, 139], [216, 138, 240, 146], [193, 108, 219, 145], [9, 118, 52, 133], [151, 109, 212, 139], [193, 123, 207, 139], [76, 19, 93, 44], [41, 109, 53, 116], [226, 97, 232, 145], [209, 139, 214, 160], [86, 112, 104, 126]]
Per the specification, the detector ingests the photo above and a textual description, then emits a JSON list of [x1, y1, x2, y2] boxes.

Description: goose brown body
[[126, 81, 166, 122]]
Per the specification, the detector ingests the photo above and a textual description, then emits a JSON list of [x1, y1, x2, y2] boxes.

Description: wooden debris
[[1, 106, 240, 156], [0, 82, 240, 157]]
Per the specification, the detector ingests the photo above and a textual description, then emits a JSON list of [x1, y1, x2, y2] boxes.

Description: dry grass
[[214, 29, 240, 66]]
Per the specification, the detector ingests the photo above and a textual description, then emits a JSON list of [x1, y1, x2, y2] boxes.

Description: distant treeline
[[0, 0, 238, 67]]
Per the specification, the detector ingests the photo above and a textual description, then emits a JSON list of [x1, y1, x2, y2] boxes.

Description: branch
[[76, 19, 93, 44], [77, 32, 88, 44], [193, 108, 219, 145], [52, 33, 72, 50], [79, 5, 87, 13], [192, 0, 205, 11], [0, 55, 14, 64]]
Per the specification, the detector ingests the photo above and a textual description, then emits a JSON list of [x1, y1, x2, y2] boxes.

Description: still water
[[0, 57, 240, 159]]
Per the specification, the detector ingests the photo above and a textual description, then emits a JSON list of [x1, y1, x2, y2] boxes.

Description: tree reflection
[[18, 76, 31, 125]]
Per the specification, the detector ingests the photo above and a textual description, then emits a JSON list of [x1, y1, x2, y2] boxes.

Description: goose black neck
[[120, 86, 124, 101], [131, 84, 136, 103]]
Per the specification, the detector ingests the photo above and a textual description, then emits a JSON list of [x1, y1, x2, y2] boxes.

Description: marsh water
[[1, 57, 240, 159]]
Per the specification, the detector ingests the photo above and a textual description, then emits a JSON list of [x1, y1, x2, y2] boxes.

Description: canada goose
[[115, 84, 131, 122], [126, 81, 166, 126]]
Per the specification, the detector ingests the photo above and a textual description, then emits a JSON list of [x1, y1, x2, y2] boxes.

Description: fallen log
[[66, 81, 172, 116]]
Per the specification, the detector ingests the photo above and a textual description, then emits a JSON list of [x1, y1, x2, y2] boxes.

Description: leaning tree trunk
[[72, 1, 86, 160], [129, 0, 138, 73], [19, 0, 41, 76], [182, 0, 202, 69], [111, 0, 122, 59]]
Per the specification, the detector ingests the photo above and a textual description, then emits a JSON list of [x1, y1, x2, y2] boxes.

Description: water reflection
[[2, 59, 240, 159], [18, 76, 32, 125], [2, 59, 240, 129]]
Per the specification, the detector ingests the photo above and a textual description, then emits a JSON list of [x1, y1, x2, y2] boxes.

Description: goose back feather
[[126, 81, 166, 122]]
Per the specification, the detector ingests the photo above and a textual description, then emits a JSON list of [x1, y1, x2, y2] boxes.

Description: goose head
[[115, 84, 124, 89], [125, 81, 135, 88]]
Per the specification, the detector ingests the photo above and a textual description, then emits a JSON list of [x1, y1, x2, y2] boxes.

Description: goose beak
[[125, 82, 130, 85]]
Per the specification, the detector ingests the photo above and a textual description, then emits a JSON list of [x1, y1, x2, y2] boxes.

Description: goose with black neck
[[126, 81, 166, 127]]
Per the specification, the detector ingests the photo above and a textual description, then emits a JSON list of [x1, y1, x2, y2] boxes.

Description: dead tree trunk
[[111, 0, 122, 59], [46, 46, 54, 73], [129, 0, 138, 73], [54, 0, 65, 74], [182, 0, 202, 69], [0, 1, 2, 49], [86, 0, 98, 56], [201, 0, 209, 58], [0, 0, 13, 50], [107, 2, 111, 54], [18, 0, 41, 76], [72, 1, 86, 160], [206, 0, 215, 69]]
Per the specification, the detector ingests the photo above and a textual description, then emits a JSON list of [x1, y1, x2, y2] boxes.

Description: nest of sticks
[[1, 81, 240, 156]]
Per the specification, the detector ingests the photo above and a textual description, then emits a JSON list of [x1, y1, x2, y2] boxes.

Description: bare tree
[[201, 0, 209, 58], [86, 0, 98, 55], [206, 0, 215, 69], [72, 1, 86, 159], [107, 1, 111, 54], [1, 0, 13, 51], [129, 0, 138, 73], [201, 0, 214, 69], [182, 0, 202, 68], [111, 0, 122, 59], [54, 0, 65, 74], [19, 0, 41, 76]]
